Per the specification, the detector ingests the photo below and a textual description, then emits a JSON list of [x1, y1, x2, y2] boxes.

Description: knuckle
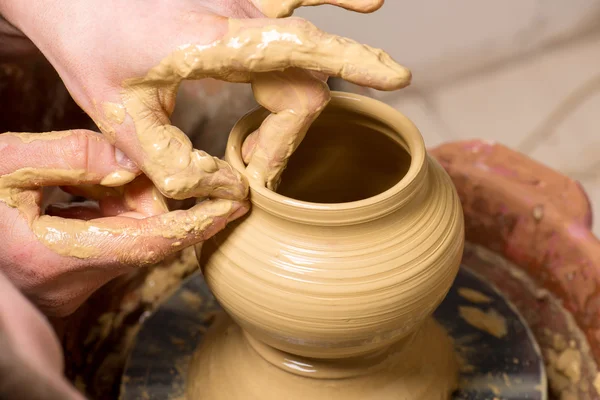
[[61, 130, 92, 170]]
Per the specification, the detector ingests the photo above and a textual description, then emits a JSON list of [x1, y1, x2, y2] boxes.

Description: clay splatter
[[458, 287, 493, 304], [459, 306, 508, 339]]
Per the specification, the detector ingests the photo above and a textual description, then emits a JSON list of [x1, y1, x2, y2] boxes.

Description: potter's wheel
[[120, 266, 547, 400]]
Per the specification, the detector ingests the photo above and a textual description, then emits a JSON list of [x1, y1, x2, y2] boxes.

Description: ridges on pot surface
[[198, 92, 465, 359]]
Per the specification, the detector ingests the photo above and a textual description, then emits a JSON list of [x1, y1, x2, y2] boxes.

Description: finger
[[115, 84, 249, 201], [147, 17, 410, 91], [252, 0, 384, 18], [110, 15, 406, 202], [0, 130, 139, 189], [242, 69, 330, 189], [31, 199, 249, 264]]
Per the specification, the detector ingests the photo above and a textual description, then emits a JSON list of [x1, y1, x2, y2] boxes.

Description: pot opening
[[276, 116, 412, 204]]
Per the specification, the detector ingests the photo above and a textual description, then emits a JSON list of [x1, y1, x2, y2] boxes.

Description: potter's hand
[[0, 0, 410, 194], [0, 271, 84, 400], [0, 131, 248, 316]]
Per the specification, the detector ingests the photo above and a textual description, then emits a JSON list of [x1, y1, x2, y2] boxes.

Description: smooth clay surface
[[187, 314, 458, 400], [191, 93, 465, 399]]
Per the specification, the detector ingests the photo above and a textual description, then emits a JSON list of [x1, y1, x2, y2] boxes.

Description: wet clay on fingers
[[0, 2, 408, 269], [108, 16, 410, 198], [0, 130, 245, 260], [188, 315, 458, 400], [189, 93, 464, 399], [253, 0, 384, 18]]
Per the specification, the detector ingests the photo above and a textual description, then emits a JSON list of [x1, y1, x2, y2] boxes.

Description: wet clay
[[0, 165, 236, 260], [32, 199, 236, 261], [187, 314, 458, 400], [113, 18, 410, 198], [190, 93, 464, 399], [254, 0, 384, 18], [458, 287, 493, 304], [1, 10, 409, 261], [99, 170, 136, 187], [459, 306, 508, 339]]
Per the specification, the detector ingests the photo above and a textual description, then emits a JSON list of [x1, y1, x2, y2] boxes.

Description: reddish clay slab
[[432, 140, 600, 399]]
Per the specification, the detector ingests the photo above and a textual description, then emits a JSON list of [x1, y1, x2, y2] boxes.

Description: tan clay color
[[188, 314, 458, 399], [458, 287, 493, 304], [459, 306, 508, 339], [115, 18, 410, 199], [254, 0, 384, 18], [190, 92, 465, 399], [1, 7, 410, 262]]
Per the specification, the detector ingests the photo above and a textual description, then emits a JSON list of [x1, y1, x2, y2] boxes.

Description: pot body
[[199, 92, 464, 359]]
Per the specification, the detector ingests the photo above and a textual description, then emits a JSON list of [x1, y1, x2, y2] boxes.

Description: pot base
[[120, 266, 547, 400], [186, 314, 458, 400]]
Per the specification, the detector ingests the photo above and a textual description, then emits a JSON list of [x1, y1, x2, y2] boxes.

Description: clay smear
[[3, 131, 72, 143], [255, 0, 384, 18], [2, 10, 408, 264], [115, 18, 410, 197], [458, 287, 493, 304], [459, 306, 508, 339], [100, 170, 136, 187]]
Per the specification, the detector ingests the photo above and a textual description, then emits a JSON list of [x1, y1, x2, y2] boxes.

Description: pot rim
[[225, 91, 428, 225]]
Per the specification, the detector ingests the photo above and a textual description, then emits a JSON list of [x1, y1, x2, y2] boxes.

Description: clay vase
[[188, 92, 465, 400]]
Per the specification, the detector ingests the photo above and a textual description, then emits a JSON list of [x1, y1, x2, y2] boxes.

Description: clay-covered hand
[[0, 0, 410, 193], [0, 131, 248, 316]]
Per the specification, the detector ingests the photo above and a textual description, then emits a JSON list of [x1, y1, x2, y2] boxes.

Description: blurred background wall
[[298, 1, 600, 235]]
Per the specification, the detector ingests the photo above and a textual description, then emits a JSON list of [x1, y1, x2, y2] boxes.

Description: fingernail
[[115, 148, 138, 170]]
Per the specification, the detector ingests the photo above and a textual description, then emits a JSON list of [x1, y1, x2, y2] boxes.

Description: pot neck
[[225, 92, 428, 227]]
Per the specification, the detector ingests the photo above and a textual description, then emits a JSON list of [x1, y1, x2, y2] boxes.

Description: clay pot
[[198, 92, 464, 358]]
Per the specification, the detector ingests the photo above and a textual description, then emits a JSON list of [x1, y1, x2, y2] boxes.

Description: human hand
[[0, 0, 410, 192], [0, 131, 247, 316], [0, 270, 84, 399]]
